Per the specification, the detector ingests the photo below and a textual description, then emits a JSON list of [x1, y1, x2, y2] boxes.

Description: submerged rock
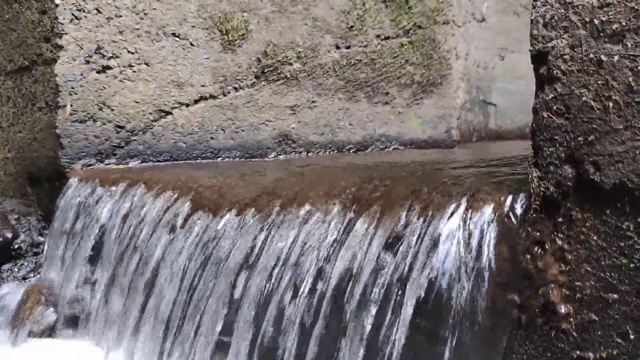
[[9, 282, 58, 344], [0, 282, 28, 329]]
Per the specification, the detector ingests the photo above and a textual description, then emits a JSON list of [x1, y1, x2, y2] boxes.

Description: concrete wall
[[503, 0, 639, 358], [0, 0, 66, 218], [449, 0, 534, 141], [55, 0, 534, 167]]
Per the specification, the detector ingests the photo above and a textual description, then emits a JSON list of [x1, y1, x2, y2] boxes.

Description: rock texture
[[55, 0, 534, 167], [0, 0, 63, 284], [0, 199, 47, 283], [0, 0, 67, 218], [504, 0, 639, 358], [9, 282, 58, 344]]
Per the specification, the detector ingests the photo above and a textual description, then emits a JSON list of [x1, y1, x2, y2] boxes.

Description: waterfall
[[13, 178, 527, 360]]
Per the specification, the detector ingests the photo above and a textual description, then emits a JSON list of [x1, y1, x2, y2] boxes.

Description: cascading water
[[0, 177, 528, 360]]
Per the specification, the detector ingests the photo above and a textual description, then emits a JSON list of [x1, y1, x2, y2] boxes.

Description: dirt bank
[[503, 0, 639, 358], [55, 0, 534, 167]]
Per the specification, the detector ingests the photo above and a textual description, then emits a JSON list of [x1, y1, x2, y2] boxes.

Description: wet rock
[[57, 292, 89, 336], [0, 282, 28, 327], [0, 199, 48, 283], [10, 282, 58, 344], [0, 211, 19, 266]]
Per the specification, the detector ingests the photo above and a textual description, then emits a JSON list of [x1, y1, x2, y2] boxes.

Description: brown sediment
[[72, 141, 531, 217]]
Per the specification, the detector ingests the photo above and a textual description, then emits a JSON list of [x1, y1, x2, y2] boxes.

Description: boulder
[[9, 282, 59, 345]]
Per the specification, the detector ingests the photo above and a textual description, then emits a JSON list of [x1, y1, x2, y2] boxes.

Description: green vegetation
[[254, 42, 313, 82], [250, 0, 448, 100], [337, 0, 448, 98], [344, 0, 383, 35], [385, 0, 444, 36], [214, 11, 251, 51]]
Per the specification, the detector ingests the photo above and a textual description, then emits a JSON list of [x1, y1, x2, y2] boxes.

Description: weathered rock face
[[0, 0, 63, 286], [55, 0, 533, 167], [504, 0, 639, 358], [0, 0, 67, 219]]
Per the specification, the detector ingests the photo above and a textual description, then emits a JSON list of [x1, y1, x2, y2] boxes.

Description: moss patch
[[385, 0, 443, 36], [338, 0, 448, 99], [214, 11, 250, 51], [331, 33, 447, 99], [253, 42, 314, 83], [344, 0, 385, 36], [249, 0, 448, 100]]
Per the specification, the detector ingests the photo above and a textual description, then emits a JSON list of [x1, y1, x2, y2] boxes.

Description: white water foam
[[0, 338, 108, 360]]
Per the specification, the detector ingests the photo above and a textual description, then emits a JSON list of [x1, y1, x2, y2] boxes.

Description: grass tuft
[[214, 11, 251, 51]]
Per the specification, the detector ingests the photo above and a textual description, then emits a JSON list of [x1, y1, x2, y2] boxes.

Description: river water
[[0, 141, 531, 360]]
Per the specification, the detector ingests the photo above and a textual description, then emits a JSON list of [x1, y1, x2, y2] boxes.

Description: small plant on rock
[[215, 11, 251, 51]]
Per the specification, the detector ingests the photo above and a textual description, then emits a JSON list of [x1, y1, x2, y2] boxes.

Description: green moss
[[384, 0, 444, 36], [334, 0, 447, 98], [250, 0, 448, 99], [254, 42, 313, 83], [344, 0, 382, 36], [214, 11, 250, 51], [330, 34, 447, 98], [343, 0, 443, 37]]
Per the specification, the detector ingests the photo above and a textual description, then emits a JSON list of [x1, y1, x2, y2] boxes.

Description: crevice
[[564, 153, 640, 211], [573, 176, 640, 213], [530, 49, 557, 95], [3, 59, 58, 76]]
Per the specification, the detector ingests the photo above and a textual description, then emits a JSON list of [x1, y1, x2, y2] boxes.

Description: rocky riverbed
[[0, 200, 47, 284]]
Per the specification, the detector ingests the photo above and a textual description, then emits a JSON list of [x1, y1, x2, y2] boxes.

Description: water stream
[[2, 177, 526, 360]]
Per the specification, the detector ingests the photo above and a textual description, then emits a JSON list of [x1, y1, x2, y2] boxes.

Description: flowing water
[[0, 141, 531, 360]]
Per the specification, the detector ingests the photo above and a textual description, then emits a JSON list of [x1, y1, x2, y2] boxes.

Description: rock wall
[[0, 0, 64, 283], [504, 0, 639, 358], [55, 0, 534, 167], [0, 0, 66, 218]]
